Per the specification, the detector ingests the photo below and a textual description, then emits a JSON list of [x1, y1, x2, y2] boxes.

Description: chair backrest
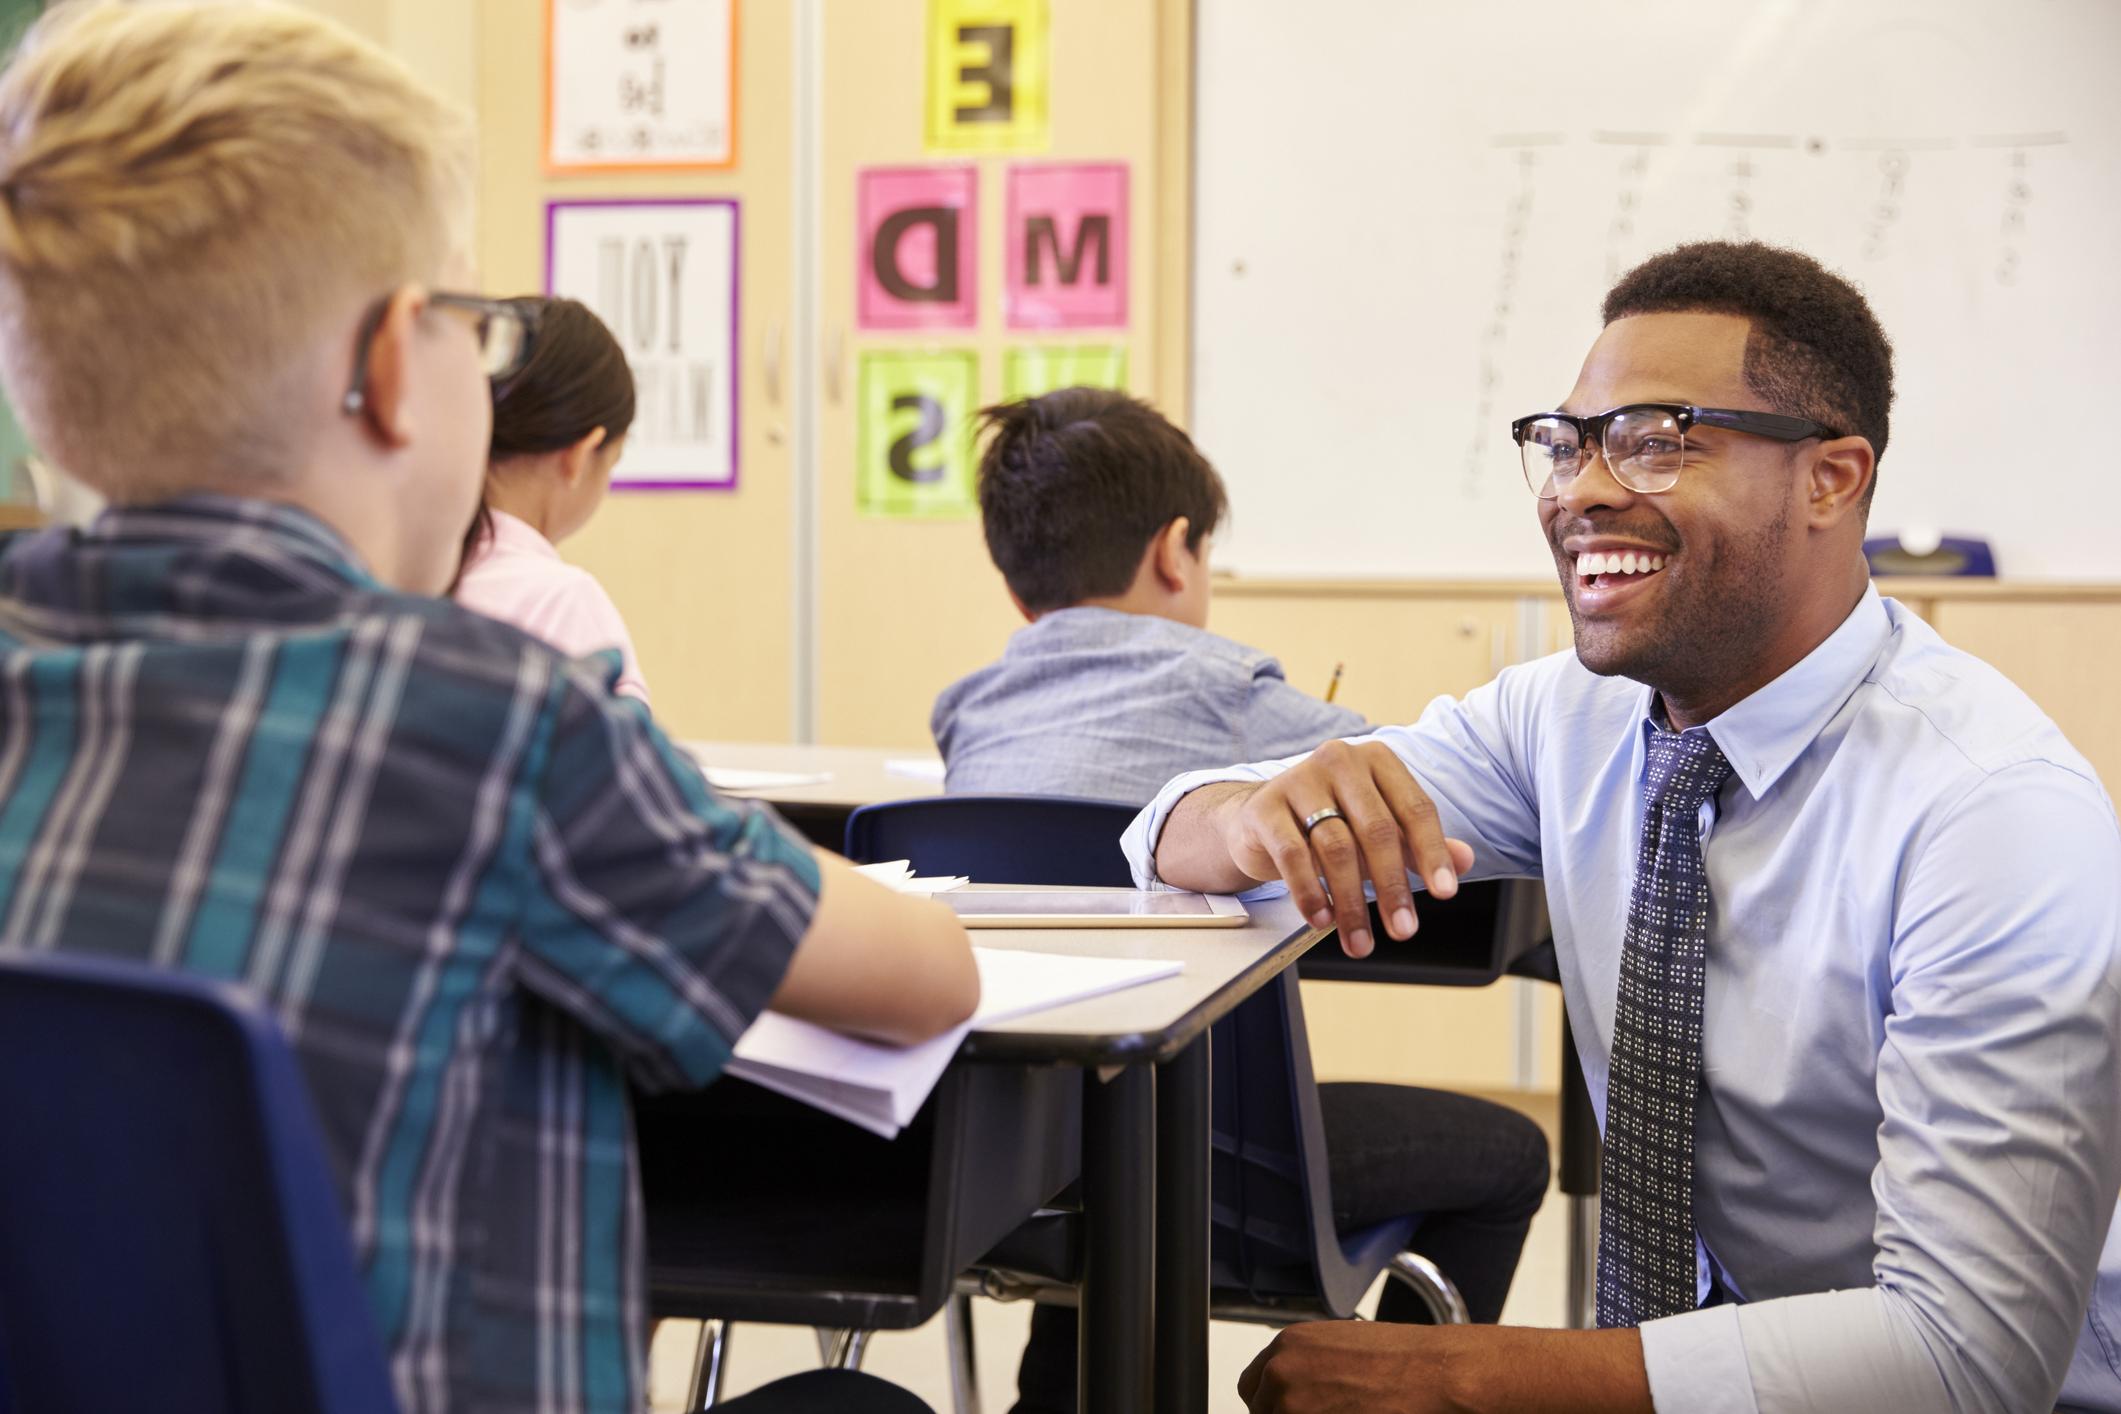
[[843, 794, 1377, 1313], [846, 795, 1138, 887], [0, 950, 400, 1414], [1296, 878, 1550, 988]]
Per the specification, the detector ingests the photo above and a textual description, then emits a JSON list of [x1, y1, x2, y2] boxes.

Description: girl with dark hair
[[454, 296, 650, 701]]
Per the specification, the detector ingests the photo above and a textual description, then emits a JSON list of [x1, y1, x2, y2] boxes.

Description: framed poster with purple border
[[545, 198, 740, 490]]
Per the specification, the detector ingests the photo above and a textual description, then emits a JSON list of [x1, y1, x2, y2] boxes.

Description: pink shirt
[[454, 509, 650, 702]]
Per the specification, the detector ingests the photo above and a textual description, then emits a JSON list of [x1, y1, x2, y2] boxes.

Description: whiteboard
[[1193, 0, 2121, 580]]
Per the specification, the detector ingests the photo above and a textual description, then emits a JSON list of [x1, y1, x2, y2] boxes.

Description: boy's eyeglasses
[[341, 293, 540, 416], [1510, 402, 1840, 498]]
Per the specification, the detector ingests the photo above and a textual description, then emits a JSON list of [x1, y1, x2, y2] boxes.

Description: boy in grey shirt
[[933, 392, 1365, 800], [933, 389, 1549, 1414]]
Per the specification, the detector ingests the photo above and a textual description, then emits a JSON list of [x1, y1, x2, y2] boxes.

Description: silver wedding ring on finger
[[1300, 806, 1346, 837]]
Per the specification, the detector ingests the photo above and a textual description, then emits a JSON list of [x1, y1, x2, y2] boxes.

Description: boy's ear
[[356, 285, 425, 449], [1151, 517, 1193, 593], [557, 426, 610, 486], [1006, 587, 1037, 623]]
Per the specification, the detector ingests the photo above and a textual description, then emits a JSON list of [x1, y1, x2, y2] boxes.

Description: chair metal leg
[[814, 1327, 872, 1370], [1384, 1251, 1470, 1325], [943, 1290, 983, 1414], [1566, 1194, 1599, 1329], [685, 1318, 732, 1412]]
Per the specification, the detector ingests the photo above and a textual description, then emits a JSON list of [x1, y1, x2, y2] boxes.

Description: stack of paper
[[728, 947, 1184, 1137], [853, 859, 968, 894]]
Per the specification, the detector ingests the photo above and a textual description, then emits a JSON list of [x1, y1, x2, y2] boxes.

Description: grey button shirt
[[931, 606, 1369, 805]]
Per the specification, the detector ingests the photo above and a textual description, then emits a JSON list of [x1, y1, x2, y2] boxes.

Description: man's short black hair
[[975, 388, 1229, 614], [1603, 241, 1895, 499]]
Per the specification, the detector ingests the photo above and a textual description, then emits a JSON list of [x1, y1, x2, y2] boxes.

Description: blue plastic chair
[[844, 795, 1465, 1393], [0, 950, 401, 1414]]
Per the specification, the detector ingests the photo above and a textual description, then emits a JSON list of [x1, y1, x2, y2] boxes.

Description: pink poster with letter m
[[1005, 162, 1128, 330]]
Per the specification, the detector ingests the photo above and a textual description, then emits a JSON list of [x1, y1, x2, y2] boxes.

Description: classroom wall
[[456, 0, 1196, 747], [475, 0, 799, 743], [325, 0, 2121, 1101]]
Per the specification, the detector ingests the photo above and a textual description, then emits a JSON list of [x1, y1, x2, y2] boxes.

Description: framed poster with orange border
[[545, 0, 739, 175]]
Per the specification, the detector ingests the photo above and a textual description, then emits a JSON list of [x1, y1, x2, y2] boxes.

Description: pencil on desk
[[1325, 662, 1343, 703]]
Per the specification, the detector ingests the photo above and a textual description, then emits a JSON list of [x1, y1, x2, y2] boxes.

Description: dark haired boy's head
[[976, 388, 1229, 625], [1537, 241, 1889, 726]]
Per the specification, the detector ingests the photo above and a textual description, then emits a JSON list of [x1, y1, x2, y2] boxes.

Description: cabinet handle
[[763, 320, 784, 406], [824, 327, 845, 406]]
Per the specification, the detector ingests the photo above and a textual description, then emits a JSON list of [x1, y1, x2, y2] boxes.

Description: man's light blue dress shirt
[[1124, 588, 2121, 1413]]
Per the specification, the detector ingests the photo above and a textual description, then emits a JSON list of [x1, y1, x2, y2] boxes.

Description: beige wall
[[810, 0, 1177, 748], [474, 0, 798, 743]]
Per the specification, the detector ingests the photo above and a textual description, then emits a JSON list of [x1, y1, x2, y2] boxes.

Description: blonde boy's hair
[[0, 1, 475, 500]]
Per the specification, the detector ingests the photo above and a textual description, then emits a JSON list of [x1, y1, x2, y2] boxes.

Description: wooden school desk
[[966, 891, 1323, 1414], [639, 890, 1322, 1414], [680, 740, 945, 848]]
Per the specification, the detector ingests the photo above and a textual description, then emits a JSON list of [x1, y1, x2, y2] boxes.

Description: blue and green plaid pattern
[[0, 496, 820, 1414]]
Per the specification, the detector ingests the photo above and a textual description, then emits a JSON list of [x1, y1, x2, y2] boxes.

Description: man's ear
[[556, 426, 610, 486], [1151, 517, 1193, 593], [1804, 435, 1876, 530], [356, 285, 425, 450], [1006, 587, 1037, 623]]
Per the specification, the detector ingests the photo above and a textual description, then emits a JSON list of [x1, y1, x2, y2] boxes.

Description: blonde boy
[[0, 6, 971, 1412]]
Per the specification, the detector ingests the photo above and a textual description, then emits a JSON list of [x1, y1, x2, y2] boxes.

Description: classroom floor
[[645, 1091, 1571, 1413]]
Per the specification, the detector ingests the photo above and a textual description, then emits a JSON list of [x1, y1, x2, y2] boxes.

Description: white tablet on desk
[[939, 890, 1249, 928]]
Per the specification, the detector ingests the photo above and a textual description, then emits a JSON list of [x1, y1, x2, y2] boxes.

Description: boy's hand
[[1211, 740, 1473, 957]]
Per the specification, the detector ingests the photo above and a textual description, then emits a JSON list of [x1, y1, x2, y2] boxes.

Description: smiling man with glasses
[[1130, 240, 2121, 1413]]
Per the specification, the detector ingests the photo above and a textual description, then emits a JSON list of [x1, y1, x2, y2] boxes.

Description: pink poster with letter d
[[858, 165, 978, 331]]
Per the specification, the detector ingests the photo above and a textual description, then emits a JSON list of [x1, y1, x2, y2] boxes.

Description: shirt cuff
[[1640, 1305, 1760, 1414], [1121, 761, 1281, 889]]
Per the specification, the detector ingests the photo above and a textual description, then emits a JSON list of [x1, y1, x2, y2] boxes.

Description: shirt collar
[[88, 493, 374, 583], [483, 508, 563, 562], [1636, 584, 1892, 800]]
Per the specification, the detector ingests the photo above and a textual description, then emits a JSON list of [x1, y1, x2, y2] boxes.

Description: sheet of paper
[[853, 860, 968, 894], [728, 948, 1183, 1136], [883, 757, 949, 782], [700, 767, 833, 792]]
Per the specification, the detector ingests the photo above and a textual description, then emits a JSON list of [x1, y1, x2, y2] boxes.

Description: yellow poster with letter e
[[858, 351, 979, 519], [925, 0, 1049, 154]]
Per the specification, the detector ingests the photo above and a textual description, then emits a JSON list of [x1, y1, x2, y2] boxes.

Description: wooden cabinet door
[[1209, 591, 1524, 728], [814, 0, 1168, 748], [1928, 599, 2121, 796]]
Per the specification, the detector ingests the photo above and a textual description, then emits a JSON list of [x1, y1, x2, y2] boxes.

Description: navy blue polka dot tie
[[1596, 725, 1734, 1328]]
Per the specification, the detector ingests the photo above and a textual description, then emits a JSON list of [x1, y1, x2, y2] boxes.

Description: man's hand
[[1237, 1322, 1653, 1414], [1163, 739, 1474, 957]]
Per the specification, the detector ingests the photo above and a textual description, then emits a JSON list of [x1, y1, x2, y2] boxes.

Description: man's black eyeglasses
[[1511, 402, 1840, 498]]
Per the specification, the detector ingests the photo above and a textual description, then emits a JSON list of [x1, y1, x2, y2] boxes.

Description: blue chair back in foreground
[[843, 794, 1413, 1317], [0, 950, 399, 1414]]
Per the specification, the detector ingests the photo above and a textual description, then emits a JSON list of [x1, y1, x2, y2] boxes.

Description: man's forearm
[[1240, 1321, 1653, 1413], [1152, 781, 1262, 892], [1440, 1327, 1653, 1414]]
